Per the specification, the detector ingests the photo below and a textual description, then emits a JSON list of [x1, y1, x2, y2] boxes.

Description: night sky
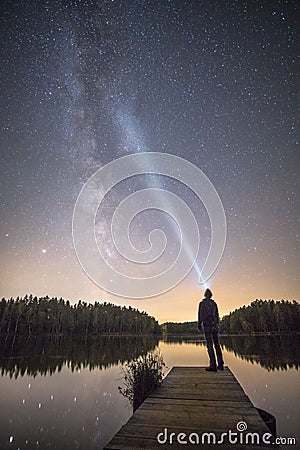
[[1, 0, 299, 322]]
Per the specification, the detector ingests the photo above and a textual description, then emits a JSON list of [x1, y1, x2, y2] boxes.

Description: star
[[0, 0, 298, 318]]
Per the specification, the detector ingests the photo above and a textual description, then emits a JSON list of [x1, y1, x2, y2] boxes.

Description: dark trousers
[[203, 324, 224, 368]]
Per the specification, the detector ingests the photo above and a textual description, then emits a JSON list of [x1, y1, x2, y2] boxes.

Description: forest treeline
[[220, 299, 300, 334], [1, 297, 299, 337], [163, 300, 300, 335], [0, 295, 161, 336], [161, 321, 198, 334]]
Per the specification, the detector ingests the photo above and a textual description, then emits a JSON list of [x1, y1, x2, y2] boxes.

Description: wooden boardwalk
[[104, 366, 277, 449]]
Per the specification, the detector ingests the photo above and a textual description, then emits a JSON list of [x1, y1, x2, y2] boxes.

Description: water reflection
[[221, 335, 300, 371], [0, 335, 159, 378], [162, 334, 300, 371], [162, 335, 206, 345], [0, 335, 299, 449], [2, 334, 298, 377]]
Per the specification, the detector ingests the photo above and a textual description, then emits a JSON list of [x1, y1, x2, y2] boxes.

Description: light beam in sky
[[112, 105, 222, 290], [73, 150, 226, 298]]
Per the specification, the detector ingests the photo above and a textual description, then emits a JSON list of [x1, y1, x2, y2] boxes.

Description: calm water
[[0, 335, 299, 449]]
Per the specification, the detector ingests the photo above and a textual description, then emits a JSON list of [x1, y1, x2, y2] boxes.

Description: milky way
[[0, 0, 299, 321]]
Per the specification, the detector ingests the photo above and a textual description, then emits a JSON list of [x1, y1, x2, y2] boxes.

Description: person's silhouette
[[198, 288, 224, 372]]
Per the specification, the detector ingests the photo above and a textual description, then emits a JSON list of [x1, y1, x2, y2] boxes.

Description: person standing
[[198, 288, 224, 372]]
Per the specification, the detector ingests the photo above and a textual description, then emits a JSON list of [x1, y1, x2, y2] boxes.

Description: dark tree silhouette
[[0, 296, 162, 337], [219, 299, 300, 334], [162, 300, 300, 335]]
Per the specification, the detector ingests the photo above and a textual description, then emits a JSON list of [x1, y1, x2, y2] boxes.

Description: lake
[[0, 335, 299, 449]]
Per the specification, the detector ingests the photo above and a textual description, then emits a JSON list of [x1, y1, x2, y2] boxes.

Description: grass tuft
[[119, 351, 165, 411]]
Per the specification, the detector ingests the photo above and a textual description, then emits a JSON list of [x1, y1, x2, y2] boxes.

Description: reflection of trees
[[221, 335, 300, 371], [1, 334, 298, 377], [163, 335, 300, 372], [0, 335, 159, 379]]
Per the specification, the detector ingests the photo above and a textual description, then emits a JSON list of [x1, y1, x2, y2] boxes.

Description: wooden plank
[[104, 366, 276, 449], [111, 422, 269, 439], [128, 410, 269, 430], [143, 398, 255, 408], [150, 389, 249, 401], [152, 385, 248, 393], [105, 435, 275, 450], [162, 380, 237, 386], [140, 402, 258, 415]]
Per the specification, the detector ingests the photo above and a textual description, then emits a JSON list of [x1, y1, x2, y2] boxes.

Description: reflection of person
[[198, 288, 224, 372]]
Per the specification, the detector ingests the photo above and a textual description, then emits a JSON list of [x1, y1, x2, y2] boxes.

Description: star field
[[0, 0, 299, 321]]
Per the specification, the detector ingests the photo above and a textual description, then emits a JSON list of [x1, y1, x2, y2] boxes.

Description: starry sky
[[1, 0, 299, 322]]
